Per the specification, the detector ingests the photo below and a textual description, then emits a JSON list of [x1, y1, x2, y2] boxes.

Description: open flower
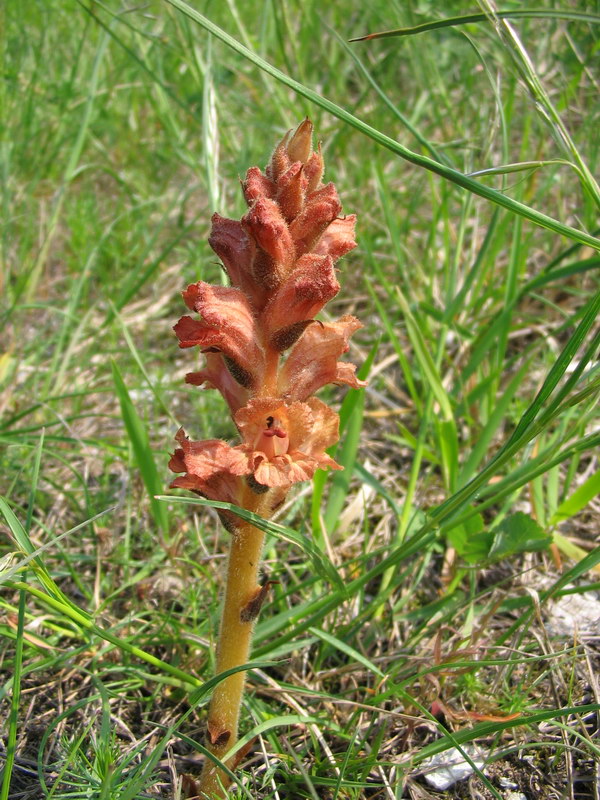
[[235, 397, 341, 487], [279, 315, 366, 401], [170, 397, 341, 493], [169, 433, 245, 501], [261, 254, 340, 351], [174, 282, 264, 392]]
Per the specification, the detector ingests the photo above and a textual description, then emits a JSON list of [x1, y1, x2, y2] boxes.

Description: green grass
[[1, 1, 599, 797]]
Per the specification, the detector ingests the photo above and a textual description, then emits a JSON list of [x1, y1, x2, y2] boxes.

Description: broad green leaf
[[550, 469, 600, 526], [488, 512, 552, 560], [448, 512, 552, 564], [446, 513, 488, 564]]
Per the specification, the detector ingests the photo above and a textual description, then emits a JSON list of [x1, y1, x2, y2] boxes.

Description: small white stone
[[546, 588, 600, 638], [420, 745, 485, 790]]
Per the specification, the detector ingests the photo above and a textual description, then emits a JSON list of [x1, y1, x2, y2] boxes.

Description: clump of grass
[[1, 2, 599, 798]]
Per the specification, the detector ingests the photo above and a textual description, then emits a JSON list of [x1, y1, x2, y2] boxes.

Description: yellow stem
[[198, 512, 266, 798], [260, 347, 280, 397]]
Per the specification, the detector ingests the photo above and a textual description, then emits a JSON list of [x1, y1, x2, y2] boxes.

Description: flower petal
[[313, 215, 357, 262], [175, 282, 264, 390], [287, 397, 340, 455], [275, 161, 306, 222], [242, 166, 276, 205], [279, 315, 366, 400], [286, 118, 313, 164], [262, 254, 340, 348], [242, 197, 296, 282], [208, 214, 256, 289], [253, 455, 305, 488], [169, 429, 249, 512], [288, 183, 342, 257], [185, 352, 250, 414], [171, 429, 243, 479], [303, 147, 324, 194]]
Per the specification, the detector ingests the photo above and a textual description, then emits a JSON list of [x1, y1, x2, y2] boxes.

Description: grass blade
[[349, 10, 600, 42], [111, 359, 169, 537], [0, 577, 25, 800], [159, 494, 344, 591], [162, 0, 600, 251], [550, 469, 600, 526]]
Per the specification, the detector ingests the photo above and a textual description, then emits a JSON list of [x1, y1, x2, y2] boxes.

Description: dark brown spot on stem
[[240, 580, 279, 623], [207, 721, 231, 748]]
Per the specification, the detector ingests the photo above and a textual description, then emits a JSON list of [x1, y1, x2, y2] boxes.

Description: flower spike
[[170, 121, 363, 798]]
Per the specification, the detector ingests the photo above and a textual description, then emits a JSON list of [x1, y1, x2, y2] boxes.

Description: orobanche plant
[[170, 120, 362, 797]]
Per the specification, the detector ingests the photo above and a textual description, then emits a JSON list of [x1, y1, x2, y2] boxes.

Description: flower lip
[[263, 428, 287, 438], [234, 397, 342, 487], [255, 415, 290, 459]]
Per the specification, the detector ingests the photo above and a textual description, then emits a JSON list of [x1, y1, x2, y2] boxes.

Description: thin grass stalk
[[163, 0, 600, 252], [480, 0, 600, 209]]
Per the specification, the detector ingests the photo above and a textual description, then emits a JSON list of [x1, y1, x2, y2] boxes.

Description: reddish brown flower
[[174, 282, 264, 392], [171, 120, 363, 501], [279, 315, 366, 401], [261, 254, 340, 351], [205, 119, 356, 314], [169, 120, 364, 799], [313, 215, 357, 260], [235, 397, 341, 487], [170, 397, 341, 493], [169, 429, 245, 503], [208, 215, 255, 288]]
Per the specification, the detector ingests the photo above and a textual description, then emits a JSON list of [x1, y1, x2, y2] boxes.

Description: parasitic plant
[[170, 120, 363, 797]]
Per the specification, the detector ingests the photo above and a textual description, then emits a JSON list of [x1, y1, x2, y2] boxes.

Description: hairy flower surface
[[170, 397, 341, 492], [171, 120, 363, 510]]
